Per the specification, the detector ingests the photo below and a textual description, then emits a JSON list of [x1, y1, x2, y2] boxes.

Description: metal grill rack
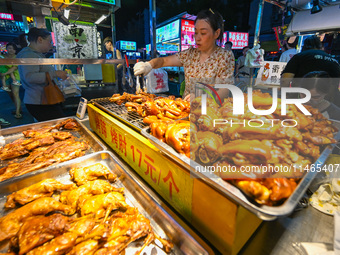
[[90, 98, 148, 131]]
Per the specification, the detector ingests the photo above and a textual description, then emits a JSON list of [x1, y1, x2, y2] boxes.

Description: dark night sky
[[115, 0, 149, 41], [102, 0, 252, 48]]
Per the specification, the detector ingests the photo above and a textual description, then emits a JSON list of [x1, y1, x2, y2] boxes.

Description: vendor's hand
[[56, 70, 68, 80], [184, 94, 190, 102], [134, 62, 152, 76]]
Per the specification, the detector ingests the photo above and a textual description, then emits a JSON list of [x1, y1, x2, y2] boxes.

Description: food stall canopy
[[286, 4, 340, 35]]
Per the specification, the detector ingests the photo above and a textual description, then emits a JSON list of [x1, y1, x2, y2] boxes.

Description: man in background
[[235, 46, 250, 79], [225, 41, 233, 51], [103, 37, 124, 93], [279, 36, 299, 62]]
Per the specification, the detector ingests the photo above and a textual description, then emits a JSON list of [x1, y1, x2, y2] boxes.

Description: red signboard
[[0, 13, 14, 21], [181, 19, 195, 51], [224, 32, 249, 49]]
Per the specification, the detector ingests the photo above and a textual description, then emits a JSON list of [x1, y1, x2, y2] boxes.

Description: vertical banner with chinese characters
[[255, 61, 286, 86], [53, 22, 98, 59], [87, 105, 194, 221]]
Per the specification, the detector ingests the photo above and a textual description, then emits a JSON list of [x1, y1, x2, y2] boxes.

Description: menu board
[[226, 32, 249, 49], [119, 41, 136, 51], [181, 19, 195, 47], [156, 20, 180, 43]]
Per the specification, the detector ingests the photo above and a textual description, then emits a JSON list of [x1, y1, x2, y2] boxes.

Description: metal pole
[[253, 0, 265, 46], [111, 6, 118, 89], [149, 0, 156, 58], [111, 7, 117, 59]]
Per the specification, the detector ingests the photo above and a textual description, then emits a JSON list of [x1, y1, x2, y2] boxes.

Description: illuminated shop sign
[[119, 40, 136, 51], [156, 20, 180, 43], [94, 0, 115, 4], [0, 13, 13, 21], [146, 44, 151, 54], [181, 19, 195, 48], [224, 32, 249, 49]]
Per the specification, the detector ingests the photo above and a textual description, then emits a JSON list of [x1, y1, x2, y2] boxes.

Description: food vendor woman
[[134, 9, 235, 101]]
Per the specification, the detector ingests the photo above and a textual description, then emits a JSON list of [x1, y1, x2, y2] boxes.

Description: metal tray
[[90, 97, 148, 131], [0, 117, 107, 178], [142, 126, 340, 220], [0, 151, 207, 255]]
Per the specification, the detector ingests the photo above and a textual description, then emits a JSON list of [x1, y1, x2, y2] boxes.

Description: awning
[[286, 5, 340, 36]]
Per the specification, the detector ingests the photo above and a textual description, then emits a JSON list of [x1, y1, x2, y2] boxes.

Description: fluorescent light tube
[[95, 14, 107, 24], [64, 8, 70, 19]]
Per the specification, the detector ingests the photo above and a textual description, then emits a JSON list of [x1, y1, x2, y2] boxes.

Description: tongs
[[124, 55, 134, 88], [135, 59, 144, 94]]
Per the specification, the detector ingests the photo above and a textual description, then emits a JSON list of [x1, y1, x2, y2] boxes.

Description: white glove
[[134, 62, 152, 76]]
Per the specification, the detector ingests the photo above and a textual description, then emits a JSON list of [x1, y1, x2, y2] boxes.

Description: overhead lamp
[[95, 14, 109, 25], [311, 0, 322, 14], [63, 8, 70, 19]]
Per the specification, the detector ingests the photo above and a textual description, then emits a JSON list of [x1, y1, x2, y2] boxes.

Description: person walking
[[0, 42, 23, 119], [17, 28, 67, 122]]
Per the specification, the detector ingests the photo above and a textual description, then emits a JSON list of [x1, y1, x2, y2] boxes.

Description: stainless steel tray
[[0, 117, 107, 176], [142, 126, 340, 220], [90, 97, 148, 131], [0, 151, 208, 255]]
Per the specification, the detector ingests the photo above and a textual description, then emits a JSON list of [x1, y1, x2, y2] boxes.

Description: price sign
[[88, 105, 194, 220]]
